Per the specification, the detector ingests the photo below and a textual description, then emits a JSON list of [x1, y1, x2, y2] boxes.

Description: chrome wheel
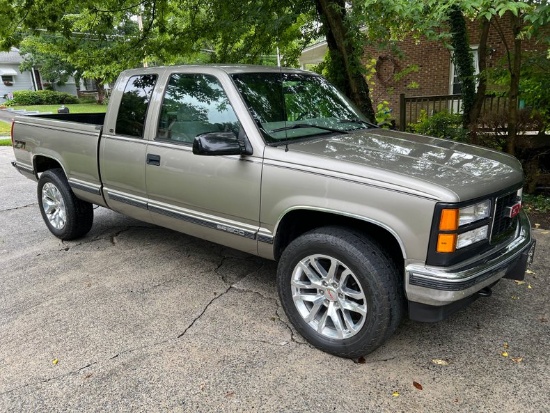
[[41, 182, 67, 230], [291, 254, 367, 340]]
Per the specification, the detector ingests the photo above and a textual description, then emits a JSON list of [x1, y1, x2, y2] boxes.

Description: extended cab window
[[157, 73, 240, 144], [115, 74, 157, 138]]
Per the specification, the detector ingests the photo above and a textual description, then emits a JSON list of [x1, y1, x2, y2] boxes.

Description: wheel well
[[34, 156, 63, 174], [273, 210, 404, 268]]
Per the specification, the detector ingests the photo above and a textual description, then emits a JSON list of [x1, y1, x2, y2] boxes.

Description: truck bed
[[11, 112, 105, 205]]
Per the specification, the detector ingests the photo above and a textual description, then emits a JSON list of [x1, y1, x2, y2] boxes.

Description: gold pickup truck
[[11, 65, 535, 358]]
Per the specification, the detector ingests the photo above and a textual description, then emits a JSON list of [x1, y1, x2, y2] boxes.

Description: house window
[[450, 47, 479, 94], [2, 75, 14, 86]]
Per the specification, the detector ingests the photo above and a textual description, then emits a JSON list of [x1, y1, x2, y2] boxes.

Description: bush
[[10, 90, 79, 105], [409, 110, 468, 142]]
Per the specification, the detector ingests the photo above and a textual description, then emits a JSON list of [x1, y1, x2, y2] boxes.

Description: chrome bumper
[[406, 210, 534, 309]]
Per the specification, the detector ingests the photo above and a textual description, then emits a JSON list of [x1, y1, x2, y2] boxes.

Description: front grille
[[491, 191, 518, 243]]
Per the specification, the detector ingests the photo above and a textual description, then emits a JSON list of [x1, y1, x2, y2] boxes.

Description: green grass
[[9, 103, 107, 114], [0, 121, 10, 136], [0, 138, 11, 146]]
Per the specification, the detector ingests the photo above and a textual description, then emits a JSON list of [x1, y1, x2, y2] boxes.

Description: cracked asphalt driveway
[[1, 147, 549, 412]]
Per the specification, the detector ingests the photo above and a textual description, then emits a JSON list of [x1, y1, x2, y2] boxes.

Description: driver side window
[[157, 73, 241, 144]]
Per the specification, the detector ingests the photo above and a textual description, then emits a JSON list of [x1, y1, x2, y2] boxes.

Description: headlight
[[437, 199, 492, 253], [457, 225, 489, 249], [459, 200, 491, 226]]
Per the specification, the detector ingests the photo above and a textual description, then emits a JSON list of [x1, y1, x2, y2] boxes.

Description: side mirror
[[193, 132, 252, 156]]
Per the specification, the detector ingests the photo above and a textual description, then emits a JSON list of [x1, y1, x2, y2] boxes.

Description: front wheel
[[37, 168, 94, 240], [277, 226, 403, 358]]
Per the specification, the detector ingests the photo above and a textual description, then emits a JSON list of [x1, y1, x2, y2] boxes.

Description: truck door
[[100, 73, 158, 223], [144, 72, 261, 254]]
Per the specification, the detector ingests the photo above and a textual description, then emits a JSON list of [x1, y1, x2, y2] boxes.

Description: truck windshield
[[231, 72, 373, 145]]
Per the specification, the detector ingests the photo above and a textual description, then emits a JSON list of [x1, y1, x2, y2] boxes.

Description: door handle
[[146, 153, 161, 166]]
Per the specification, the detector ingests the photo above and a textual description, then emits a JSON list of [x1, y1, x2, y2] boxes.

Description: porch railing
[[398, 93, 511, 131]]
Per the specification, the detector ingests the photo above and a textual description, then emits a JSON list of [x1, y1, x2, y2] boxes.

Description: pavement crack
[[177, 286, 231, 338], [0, 360, 100, 397], [110, 227, 130, 245], [231, 285, 308, 347], [1, 202, 37, 212]]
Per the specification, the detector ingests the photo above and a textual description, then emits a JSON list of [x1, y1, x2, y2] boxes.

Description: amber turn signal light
[[439, 209, 459, 231], [437, 233, 457, 253]]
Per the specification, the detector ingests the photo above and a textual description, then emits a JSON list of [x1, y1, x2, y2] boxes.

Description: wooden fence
[[398, 93, 511, 131]]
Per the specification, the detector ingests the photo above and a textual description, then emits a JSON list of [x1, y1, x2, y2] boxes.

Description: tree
[[18, 36, 78, 88], [313, 0, 375, 121], [447, 4, 476, 130]]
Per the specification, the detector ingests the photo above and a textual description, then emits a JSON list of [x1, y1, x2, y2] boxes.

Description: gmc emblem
[[504, 202, 522, 219]]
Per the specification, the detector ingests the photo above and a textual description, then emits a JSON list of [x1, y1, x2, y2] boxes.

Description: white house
[[0, 48, 37, 103], [0, 48, 82, 104]]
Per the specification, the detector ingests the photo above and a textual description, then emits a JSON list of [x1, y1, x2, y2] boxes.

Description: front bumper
[[406, 210, 535, 322]]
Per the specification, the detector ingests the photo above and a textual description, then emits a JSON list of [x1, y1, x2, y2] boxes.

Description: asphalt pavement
[[1, 146, 549, 412]]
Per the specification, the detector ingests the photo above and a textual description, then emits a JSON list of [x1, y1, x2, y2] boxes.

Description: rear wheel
[[277, 226, 404, 358], [37, 168, 93, 240]]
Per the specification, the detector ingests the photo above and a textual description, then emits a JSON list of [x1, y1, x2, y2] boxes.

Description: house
[[299, 13, 546, 129], [0, 48, 40, 103], [0, 48, 83, 104]]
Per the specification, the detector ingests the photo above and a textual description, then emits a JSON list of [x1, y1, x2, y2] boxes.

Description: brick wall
[[365, 12, 545, 127]]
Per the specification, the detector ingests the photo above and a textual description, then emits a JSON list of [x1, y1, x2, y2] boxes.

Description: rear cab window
[[115, 74, 158, 138]]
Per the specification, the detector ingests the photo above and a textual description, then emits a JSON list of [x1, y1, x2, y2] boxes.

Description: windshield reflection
[[232, 73, 372, 144]]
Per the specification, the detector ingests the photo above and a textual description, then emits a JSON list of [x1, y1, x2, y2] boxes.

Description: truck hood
[[275, 128, 523, 202]]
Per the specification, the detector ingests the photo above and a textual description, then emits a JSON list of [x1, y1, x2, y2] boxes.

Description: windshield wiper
[[269, 123, 348, 134]]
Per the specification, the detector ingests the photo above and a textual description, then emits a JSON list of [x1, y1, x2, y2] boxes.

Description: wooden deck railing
[[398, 93, 511, 131]]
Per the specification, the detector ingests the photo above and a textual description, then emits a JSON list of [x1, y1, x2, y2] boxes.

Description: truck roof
[[119, 64, 315, 77]]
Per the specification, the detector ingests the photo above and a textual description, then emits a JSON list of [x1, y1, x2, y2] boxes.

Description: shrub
[[10, 90, 79, 105], [409, 110, 468, 142]]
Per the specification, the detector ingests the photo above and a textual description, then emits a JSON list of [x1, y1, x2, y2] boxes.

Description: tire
[[37, 168, 94, 240], [277, 226, 404, 358]]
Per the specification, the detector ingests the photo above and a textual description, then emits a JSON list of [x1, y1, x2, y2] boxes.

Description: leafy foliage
[[447, 4, 476, 128], [6, 90, 79, 106], [409, 110, 468, 142]]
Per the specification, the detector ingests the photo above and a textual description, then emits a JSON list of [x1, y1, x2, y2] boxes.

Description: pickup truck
[[11, 65, 535, 358]]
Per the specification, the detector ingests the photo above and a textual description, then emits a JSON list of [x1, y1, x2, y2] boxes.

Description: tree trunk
[[468, 18, 490, 145], [506, 15, 522, 156], [95, 79, 106, 104], [314, 0, 375, 121], [448, 4, 476, 130]]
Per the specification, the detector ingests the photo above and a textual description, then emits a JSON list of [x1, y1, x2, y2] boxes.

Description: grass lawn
[[8, 103, 107, 114], [0, 121, 11, 145], [0, 121, 10, 135]]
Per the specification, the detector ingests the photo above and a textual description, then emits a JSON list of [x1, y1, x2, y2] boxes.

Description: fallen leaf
[[392, 391, 400, 397], [413, 381, 423, 390], [84, 373, 92, 379], [540, 317, 548, 323], [511, 357, 523, 363], [541, 230, 549, 234], [511, 295, 519, 300], [432, 359, 449, 366], [526, 269, 535, 275], [528, 284, 532, 289], [534, 223, 540, 229], [514, 281, 526, 285], [501, 351, 509, 357], [52, 358, 59, 365], [503, 342, 509, 349]]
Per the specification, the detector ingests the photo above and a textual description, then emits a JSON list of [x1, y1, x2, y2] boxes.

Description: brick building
[[299, 13, 545, 128]]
